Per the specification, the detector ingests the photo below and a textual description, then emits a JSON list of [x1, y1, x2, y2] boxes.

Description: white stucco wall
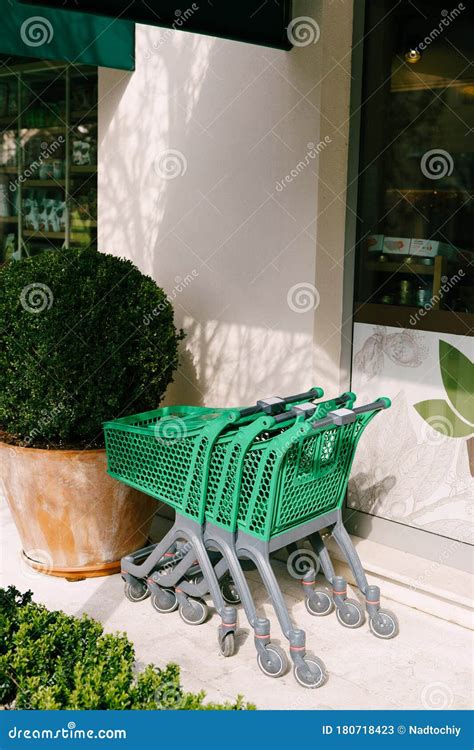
[[98, 1, 354, 407]]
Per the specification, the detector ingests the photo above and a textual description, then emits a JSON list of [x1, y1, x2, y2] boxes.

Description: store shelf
[[1, 62, 97, 255], [366, 260, 436, 275], [386, 187, 474, 197], [71, 110, 97, 120], [0, 61, 68, 76], [23, 230, 65, 239], [23, 179, 66, 187], [20, 125, 65, 133], [70, 166, 97, 174], [71, 220, 97, 228], [354, 302, 473, 336]]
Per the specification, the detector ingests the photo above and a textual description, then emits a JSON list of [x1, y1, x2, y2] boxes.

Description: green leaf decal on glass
[[414, 399, 473, 438], [439, 340, 474, 424]]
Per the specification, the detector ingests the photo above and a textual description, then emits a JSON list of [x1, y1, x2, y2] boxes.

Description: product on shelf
[[410, 239, 458, 260], [0, 176, 10, 217], [23, 196, 39, 230], [383, 237, 411, 255], [37, 199, 67, 233], [367, 235, 459, 260], [3, 233, 17, 261], [366, 234, 384, 253], [72, 139, 95, 166]]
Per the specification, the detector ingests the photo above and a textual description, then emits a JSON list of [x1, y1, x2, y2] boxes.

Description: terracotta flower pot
[[0, 442, 156, 579]]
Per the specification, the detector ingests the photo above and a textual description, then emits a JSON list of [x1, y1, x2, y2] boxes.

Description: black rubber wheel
[[179, 598, 208, 626], [219, 632, 235, 657], [335, 598, 365, 628], [150, 589, 178, 614], [305, 588, 334, 617], [293, 656, 327, 689], [257, 644, 288, 678], [369, 609, 399, 639], [220, 578, 241, 605], [124, 580, 149, 603]]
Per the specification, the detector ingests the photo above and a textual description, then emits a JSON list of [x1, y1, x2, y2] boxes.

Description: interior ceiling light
[[405, 48, 422, 64]]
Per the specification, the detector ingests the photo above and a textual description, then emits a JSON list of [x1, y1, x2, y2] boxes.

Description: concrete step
[[323, 534, 473, 630]]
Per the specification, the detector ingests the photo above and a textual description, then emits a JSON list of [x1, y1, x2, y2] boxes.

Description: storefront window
[[0, 59, 97, 261], [354, 0, 473, 335], [349, 1, 472, 565]]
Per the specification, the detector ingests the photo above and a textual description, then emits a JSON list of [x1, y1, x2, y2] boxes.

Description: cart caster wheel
[[293, 656, 327, 689], [124, 580, 149, 603], [369, 609, 399, 639], [335, 598, 365, 628], [150, 589, 178, 614], [220, 578, 241, 605], [219, 632, 235, 658], [257, 644, 288, 678], [305, 588, 334, 617], [179, 598, 208, 626]]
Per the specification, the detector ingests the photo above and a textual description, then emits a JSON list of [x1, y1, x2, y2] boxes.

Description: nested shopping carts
[[104, 387, 399, 689]]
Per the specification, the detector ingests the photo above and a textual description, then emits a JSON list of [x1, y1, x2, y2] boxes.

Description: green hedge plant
[[0, 248, 184, 448], [0, 587, 254, 710]]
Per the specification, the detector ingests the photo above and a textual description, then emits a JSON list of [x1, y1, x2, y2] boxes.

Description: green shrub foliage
[[0, 249, 184, 447], [0, 587, 254, 710]]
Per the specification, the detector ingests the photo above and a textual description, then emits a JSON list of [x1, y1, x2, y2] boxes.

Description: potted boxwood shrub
[[0, 248, 183, 579]]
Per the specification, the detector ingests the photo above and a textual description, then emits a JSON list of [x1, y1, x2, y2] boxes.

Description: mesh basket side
[[183, 436, 209, 519], [236, 446, 278, 538], [104, 426, 197, 510], [272, 420, 361, 535]]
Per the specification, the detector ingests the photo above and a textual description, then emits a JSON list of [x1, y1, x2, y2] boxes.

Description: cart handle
[[272, 392, 355, 425], [239, 386, 324, 418], [309, 397, 391, 430]]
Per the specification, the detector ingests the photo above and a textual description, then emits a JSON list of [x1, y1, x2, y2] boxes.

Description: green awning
[[18, 0, 292, 50], [0, 0, 135, 70]]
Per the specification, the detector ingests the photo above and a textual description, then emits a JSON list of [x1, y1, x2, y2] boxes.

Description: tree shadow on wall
[[99, 20, 330, 408]]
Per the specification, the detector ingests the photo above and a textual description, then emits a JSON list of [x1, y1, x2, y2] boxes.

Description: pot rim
[[0, 440, 105, 456]]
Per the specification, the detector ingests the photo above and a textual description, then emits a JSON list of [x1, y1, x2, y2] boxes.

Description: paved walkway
[[1, 501, 472, 710]]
